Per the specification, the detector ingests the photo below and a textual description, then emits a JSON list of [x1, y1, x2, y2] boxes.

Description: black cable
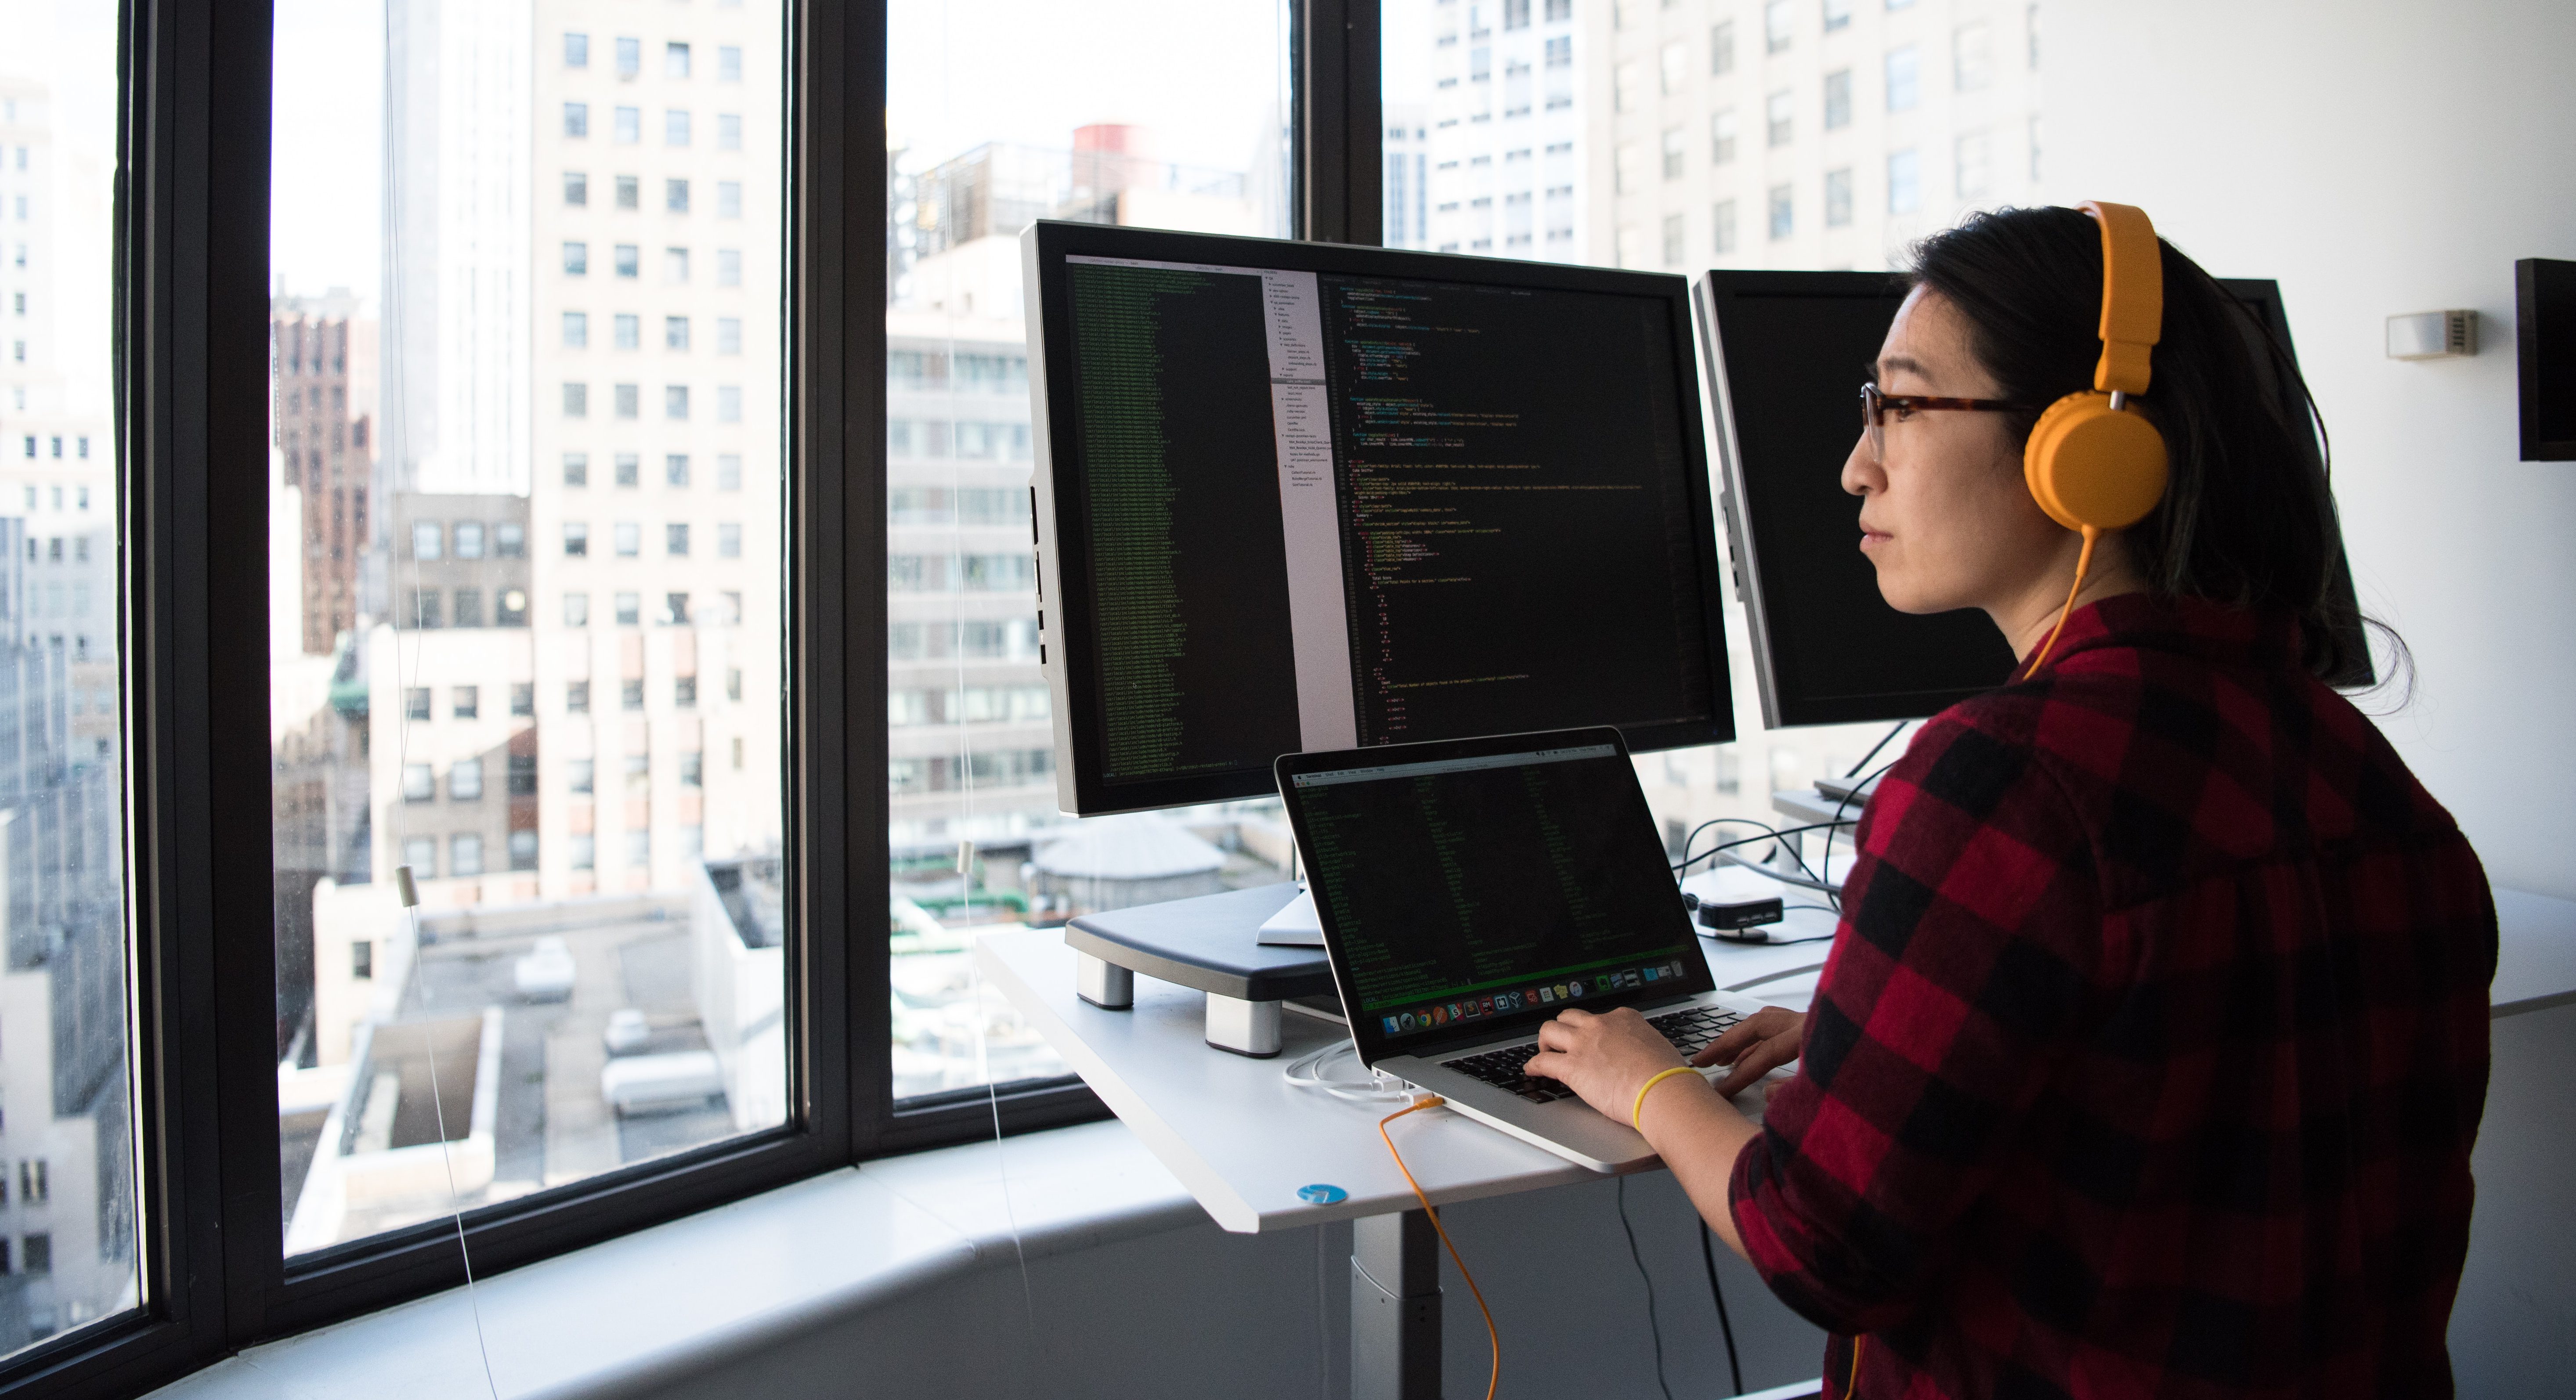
[[1817, 757, 1901, 915], [1700, 1220, 1746, 1396], [1669, 817, 1789, 874], [1616, 1177, 1676, 1400], [1844, 719, 1910, 779], [1672, 820, 1848, 880]]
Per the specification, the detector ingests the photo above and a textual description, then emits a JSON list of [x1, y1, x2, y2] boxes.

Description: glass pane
[[885, 0, 1292, 1098], [271, 0, 787, 1255], [0, 10, 142, 1353]]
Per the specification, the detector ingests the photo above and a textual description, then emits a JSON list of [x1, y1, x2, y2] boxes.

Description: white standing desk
[[975, 925, 1825, 1398]]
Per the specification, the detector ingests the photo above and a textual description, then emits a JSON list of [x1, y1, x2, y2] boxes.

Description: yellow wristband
[[1631, 1066, 1699, 1130]]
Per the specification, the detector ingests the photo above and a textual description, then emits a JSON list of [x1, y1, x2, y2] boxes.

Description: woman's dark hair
[[1906, 205, 2391, 688]]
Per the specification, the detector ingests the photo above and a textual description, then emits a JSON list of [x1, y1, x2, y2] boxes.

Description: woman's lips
[[1859, 527, 1891, 551]]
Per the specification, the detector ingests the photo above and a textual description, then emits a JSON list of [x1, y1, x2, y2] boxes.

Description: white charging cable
[[1280, 1038, 1413, 1104]]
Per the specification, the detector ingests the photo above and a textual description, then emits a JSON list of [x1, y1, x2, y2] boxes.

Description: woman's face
[[1841, 286, 2067, 617]]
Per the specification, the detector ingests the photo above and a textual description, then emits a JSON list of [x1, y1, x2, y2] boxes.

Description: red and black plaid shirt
[[1728, 593, 2496, 1399]]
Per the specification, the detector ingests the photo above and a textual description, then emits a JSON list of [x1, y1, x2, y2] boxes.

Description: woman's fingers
[[1694, 1021, 1758, 1067], [1711, 1033, 1797, 1099]]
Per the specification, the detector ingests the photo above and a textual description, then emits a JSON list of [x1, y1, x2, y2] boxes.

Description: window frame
[[13, 0, 1377, 1392]]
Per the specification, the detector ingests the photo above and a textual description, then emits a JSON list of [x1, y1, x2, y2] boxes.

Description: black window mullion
[[1301, 0, 1385, 245]]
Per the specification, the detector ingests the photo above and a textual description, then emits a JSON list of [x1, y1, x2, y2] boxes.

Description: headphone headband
[[2082, 201, 2162, 397]]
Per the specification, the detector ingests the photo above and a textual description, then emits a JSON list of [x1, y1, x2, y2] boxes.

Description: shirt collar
[[2020, 592, 2302, 678]]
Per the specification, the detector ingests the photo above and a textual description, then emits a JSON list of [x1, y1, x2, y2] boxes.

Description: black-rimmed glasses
[[1859, 382, 2032, 462]]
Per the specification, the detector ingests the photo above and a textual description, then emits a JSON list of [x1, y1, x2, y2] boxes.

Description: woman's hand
[[1522, 1007, 1690, 1126], [1693, 1007, 1806, 1098]]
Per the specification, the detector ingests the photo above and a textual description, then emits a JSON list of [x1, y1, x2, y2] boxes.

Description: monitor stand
[[1062, 882, 1341, 1057], [1254, 885, 1322, 946]]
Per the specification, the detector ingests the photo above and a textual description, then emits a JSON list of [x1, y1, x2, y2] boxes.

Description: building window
[[1825, 167, 1854, 227], [565, 382, 589, 418], [452, 686, 479, 720], [567, 681, 591, 715], [1660, 126, 1686, 180], [568, 758, 595, 794], [663, 592, 692, 626], [615, 592, 641, 626], [402, 764, 434, 802], [565, 172, 588, 206], [1955, 130, 1992, 197], [402, 835, 437, 878], [563, 101, 589, 138], [615, 35, 640, 77], [1824, 69, 1852, 130], [665, 108, 691, 147], [719, 522, 742, 559], [675, 676, 697, 709], [1709, 20, 1733, 74], [719, 454, 743, 490], [1659, 40, 1688, 96], [665, 385, 689, 420], [665, 41, 691, 79], [563, 311, 589, 348], [571, 834, 596, 871], [451, 834, 483, 878], [408, 589, 441, 628], [614, 522, 641, 558], [496, 588, 528, 627], [667, 523, 690, 557], [622, 679, 646, 712], [665, 315, 690, 351], [717, 386, 742, 422], [455, 522, 485, 559], [1546, 35, 1572, 68], [616, 177, 639, 212], [666, 177, 689, 212], [1503, 0, 1530, 28], [564, 592, 589, 627], [564, 241, 589, 276], [411, 521, 443, 560], [1660, 213, 1685, 267], [1886, 45, 1920, 110], [565, 32, 589, 67], [1768, 183, 1794, 239], [509, 830, 539, 872], [564, 522, 591, 558], [719, 113, 742, 151], [615, 242, 640, 276], [497, 523, 526, 558], [616, 453, 641, 487], [1764, 0, 1794, 53], [1888, 148, 1921, 212], [1767, 89, 1793, 147], [450, 758, 483, 802], [1546, 0, 1570, 18], [615, 106, 640, 144], [1954, 21, 1992, 91], [405, 687, 432, 721], [615, 313, 640, 350], [1713, 198, 1738, 255], [666, 246, 691, 283], [511, 683, 535, 717], [624, 830, 650, 867], [717, 317, 742, 354], [718, 181, 742, 219], [22, 1234, 50, 1276], [1824, 0, 1853, 32], [615, 383, 639, 419], [352, 940, 373, 980], [564, 452, 589, 487], [1710, 109, 1737, 165], [666, 453, 690, 487]]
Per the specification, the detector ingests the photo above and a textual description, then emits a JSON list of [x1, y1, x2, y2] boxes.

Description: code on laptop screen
[[1291, 743, 1701, 1041]]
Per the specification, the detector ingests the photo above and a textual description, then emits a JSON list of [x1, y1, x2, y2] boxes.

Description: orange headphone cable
[[1377, 1097, 1501, 1400], [2022, 525, 2097, 679], [1844, 1333, 1867, 1398]]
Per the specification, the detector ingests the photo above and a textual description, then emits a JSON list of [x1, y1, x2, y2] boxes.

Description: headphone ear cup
[[2024, 391, 2170, 532]]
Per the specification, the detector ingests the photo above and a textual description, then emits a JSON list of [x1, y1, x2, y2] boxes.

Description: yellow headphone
[[2019, 200, 2170, 676]]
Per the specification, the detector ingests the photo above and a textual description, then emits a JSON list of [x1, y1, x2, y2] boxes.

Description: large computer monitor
[[1023, 222, 1736, 815], [1696, 271, 2371, 729]]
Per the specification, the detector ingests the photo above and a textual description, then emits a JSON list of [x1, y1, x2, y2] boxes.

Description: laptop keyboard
[[1438, 1007, 1745, 1103]]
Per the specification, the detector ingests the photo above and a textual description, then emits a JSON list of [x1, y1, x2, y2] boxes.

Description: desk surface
[[976, 929, 1818, 1234]]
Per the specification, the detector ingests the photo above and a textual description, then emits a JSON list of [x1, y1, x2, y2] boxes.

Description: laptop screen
[[1282, 732, 1709, 1059]]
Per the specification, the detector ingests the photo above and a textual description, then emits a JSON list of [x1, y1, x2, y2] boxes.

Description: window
[[563, 310, 589, 348], [455, 522, 486, 559], [1660, 213, 1685, 266], [719, 453, 743, 490], [676, 676, 698, 708], [616, 383, 640, 418], [666, 109, 692, 147], [411, 520, 443, 560], [666, 385, 690, 419], [668, 523, 690, 557], [1955, 130, 1992, 197], [566, 382, 589, 417], [564, 522, 590, 556], [449, 758, 483, 801], [564, 592, 590, 627], [1954, 21, 1992, 91], [719, 522, 743, 558], [719, 114, 743, 151], [511, 683, 535, 717], [667, 177, 690, 212], [719, 44, 743, 81], [615, 106, 640, 144], [616, 453, 641, 486], [615, 592, 641, 626], [565, 171, 588, 206], [565, 32, 588, 67], [616, 313, 640, 350], [1887, 45, 1920, 110], [666, 315, 690, 350], [564, 101, 589, 138], [1546, 0, 1571, 18], [615, 242, 640, 277], [450, 833, 484, 878], [1710, 20, 1734, 74], [568, 758, 595, 794], [718, 386, 743, 422], [666, 41, 691, 78], [1825, 167, 1854, 226], [1769, 183, 1794, 239], [1710, 109, 1737, 164], [614, 522, 642, 557], [497, 523, 526, 558], [564, 240, 589, 275], [405, 687, 433, 721], [667, 453, 691, 487], [718, 248, 743, 285], [567, 682, 592, 716], [353, 940, 374, 981], [622, 679, 646, 712], [1824, 69, 1852, 129], [452, 685, 479, 719], [401, 764, 434, 802], [496, 588, 528, 627], [719, 181, 742, 219], [1659, 41, 1688, 96], [22, 1236, 49, 1277], [1713, 198, 1738, 255], [666, 246, 691, 282], [663, 592, 692, 625], [614, 35, 640, 77], [1767, 89, 1794, 147], [1545, 35, 1572, 68], [1764, 0, 1795, 52], [1888, 147, 1921, 212], [509, 830, 539, 872], [564, 452, 590, 486], [616, 176, 640, 210], [570, 834, 596, 871], [1660, 127, 1686, 180], [1824, 0, 1853, 31], [718, 317, 742, 354]]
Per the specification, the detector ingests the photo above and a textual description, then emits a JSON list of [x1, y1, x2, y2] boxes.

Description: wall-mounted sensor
[[2387, 309, 2478, 360]]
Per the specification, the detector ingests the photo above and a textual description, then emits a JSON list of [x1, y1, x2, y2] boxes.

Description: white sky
[[271, 0, 387, 304]]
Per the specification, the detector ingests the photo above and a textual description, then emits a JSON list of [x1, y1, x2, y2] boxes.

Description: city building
[[271, 295, 378, 657], [1417, 0, 1593, 260]]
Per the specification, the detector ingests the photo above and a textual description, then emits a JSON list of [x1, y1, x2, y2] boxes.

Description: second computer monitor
[[1697, 269, 2370, 730], [1024, 222, 1735, 815]]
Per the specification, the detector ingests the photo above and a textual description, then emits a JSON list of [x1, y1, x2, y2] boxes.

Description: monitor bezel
[[1026, 220, 1737, 816], [1272, 725, 1717, 1071]]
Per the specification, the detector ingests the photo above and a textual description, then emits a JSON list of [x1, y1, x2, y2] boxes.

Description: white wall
[[2043, 0, 2576, 900]]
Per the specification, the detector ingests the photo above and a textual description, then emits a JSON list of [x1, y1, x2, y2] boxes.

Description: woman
[[1525, 206, 2497, 1397]]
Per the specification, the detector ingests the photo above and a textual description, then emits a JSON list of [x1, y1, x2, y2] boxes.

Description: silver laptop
[[1275, 727, 1775, 1173]]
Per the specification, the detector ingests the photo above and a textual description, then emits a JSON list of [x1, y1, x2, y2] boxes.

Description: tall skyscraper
[[1420, 0, 1594, 260]]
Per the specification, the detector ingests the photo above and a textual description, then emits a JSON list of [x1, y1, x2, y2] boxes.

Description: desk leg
[[1351, 1210, 1442, 1400], [1073, 951, 1133, 1009]]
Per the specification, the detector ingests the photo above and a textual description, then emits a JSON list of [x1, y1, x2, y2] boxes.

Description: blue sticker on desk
[[1297, 1184, 1348, 1205]]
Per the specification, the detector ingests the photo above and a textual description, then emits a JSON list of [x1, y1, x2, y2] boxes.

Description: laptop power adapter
[[1696, 897, 1785, 933]]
